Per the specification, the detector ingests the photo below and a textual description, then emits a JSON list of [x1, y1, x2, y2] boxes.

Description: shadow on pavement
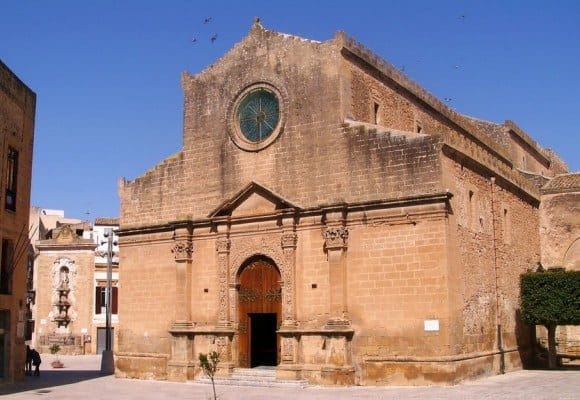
[[0, 369, 106, 395], [559, 363, 580, 371]]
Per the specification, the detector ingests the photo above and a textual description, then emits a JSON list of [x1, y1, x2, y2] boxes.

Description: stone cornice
[[35, 242, 97, 251], [118, 192, 452, 236]]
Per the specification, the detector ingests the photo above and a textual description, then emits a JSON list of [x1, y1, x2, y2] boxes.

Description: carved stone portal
[[229, 234, 297, 325]]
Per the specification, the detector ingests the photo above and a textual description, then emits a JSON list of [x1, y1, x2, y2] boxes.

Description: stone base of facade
[[115, 352, 169, 380], [276, 364, 355, 385], [360, 349, 523, 386], [116, 350, 528, 386], [167, 361, 196, 381]]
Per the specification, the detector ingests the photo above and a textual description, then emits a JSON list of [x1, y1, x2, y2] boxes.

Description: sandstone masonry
[[116, 21, 570, 385]]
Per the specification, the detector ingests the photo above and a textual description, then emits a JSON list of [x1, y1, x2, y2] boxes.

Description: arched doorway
[[237, 257, 281, 368]]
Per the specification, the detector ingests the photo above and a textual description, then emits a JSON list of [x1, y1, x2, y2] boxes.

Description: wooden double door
[[237, 259, 281, 368]]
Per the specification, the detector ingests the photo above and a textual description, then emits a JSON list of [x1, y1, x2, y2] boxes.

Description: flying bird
[[444, 97, 453, 102], [210, 34, 218, 43], [204, 17, 212, 24], [192, 36, 197, 44]]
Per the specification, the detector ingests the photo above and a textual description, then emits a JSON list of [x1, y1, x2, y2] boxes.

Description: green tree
[[520, 269, 580, 369], [199, 351, 220, 400]]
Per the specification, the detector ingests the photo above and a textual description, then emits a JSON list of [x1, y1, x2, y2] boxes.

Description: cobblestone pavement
[[0, 356, 578, 399]]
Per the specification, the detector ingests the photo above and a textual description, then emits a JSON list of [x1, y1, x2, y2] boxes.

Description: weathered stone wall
[[539, 176, 580, 357], [120, 25, 342, 226], [540, 192, 580, 269], [442, 154, 540, 369], [349, 58, 457, 137], [120, 26, 444, 229], [118, 234, 175, 355], [347, 212, 449, 353]]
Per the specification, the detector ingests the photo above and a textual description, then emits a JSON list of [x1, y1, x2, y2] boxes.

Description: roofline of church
[[541, 172, 580, 194], [177, 19, 559, 175], [334, 31, 518, 165], [333, 30, 567, 174], [0, 58, 37, 99]]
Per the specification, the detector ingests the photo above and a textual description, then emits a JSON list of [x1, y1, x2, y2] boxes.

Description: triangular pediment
[[54, 225, 76, 244], [208, 182, 300, 218]]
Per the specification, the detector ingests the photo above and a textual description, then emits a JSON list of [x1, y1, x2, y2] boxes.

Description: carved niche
[[49, 258, 78, 330]]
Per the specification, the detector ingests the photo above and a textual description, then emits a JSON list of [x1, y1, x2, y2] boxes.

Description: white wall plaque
[[424, 319, 440, 331]]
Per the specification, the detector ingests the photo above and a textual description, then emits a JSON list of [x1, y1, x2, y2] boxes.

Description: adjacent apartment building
[[0, 59, 36, 382]]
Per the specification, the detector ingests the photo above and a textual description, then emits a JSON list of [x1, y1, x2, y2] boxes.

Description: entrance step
[[196, 366, 308, 388]]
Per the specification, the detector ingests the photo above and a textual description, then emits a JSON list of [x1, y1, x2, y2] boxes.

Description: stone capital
[[171, 241, 193, 262], [281, 233, 297, 249], [322, 227, 349, 250], [215, 238, 231, 254]]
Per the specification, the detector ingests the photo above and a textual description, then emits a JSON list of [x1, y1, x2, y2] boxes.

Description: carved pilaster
[[281, 233, 297, 249], [216, 237, 231, 254], [216, 237, 231, 327], [171, 236, 193, 323], [228, 283, 238, 334], [281, 233, 298, 327], [281, 336, 296, 362], [322, 226, 350, 323]]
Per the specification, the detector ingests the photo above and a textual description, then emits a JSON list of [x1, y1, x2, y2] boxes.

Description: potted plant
[[49, 343, 64, 368]]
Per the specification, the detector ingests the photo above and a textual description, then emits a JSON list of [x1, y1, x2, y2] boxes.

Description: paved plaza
[[0, 355, 578, 399]]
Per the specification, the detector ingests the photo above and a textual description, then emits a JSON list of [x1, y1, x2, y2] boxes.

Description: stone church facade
[[117, 21, 569, 385]]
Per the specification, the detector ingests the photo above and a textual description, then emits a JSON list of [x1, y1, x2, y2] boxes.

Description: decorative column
[[167, 226, 195, 382], [216, 237, 231, 328], [170, 234, 194, 329], [280, 232, 298, 327], [318, 223, 355, 385], [278, 230, 300, 379], [322, 225, 350, 326]]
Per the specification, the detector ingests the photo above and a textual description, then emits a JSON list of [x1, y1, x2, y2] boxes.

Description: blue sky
[[2, 1, 579, 220]]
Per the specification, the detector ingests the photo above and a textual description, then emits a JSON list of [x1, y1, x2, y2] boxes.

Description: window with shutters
[[4, 147, 18, 211], [95, 284, 118, 315]]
